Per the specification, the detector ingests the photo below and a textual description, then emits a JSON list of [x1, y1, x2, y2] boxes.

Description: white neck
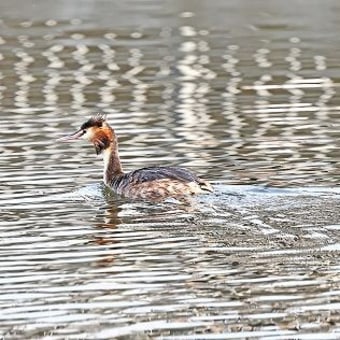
[[102, 145, 123, 185]]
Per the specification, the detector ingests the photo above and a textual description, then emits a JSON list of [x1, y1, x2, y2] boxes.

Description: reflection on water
[[0, 0, 339, 338], [1, 184, 339, 339]]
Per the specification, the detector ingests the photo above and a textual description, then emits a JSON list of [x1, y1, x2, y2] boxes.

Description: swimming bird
[[57, 114, 213, 200]]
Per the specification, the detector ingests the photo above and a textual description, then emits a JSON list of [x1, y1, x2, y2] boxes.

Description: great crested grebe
[[58, 114, 213, 200]]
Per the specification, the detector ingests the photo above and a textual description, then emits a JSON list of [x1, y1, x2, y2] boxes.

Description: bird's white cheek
[[82, 129, 95, 141]]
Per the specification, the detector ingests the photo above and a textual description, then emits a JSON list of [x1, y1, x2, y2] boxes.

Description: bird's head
[[57, 114, 114, 154]]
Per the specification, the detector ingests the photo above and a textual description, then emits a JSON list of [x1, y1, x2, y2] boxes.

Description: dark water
[[0, 0, 339, 339]]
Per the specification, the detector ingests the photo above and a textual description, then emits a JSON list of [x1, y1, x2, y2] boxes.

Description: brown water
[[0, 0, 339, 339]]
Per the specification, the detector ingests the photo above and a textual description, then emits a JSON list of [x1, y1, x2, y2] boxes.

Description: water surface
[[0, 0, 339, 339]]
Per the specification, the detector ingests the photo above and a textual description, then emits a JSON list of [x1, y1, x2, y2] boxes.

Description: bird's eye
[[82, 129, 87, 135]]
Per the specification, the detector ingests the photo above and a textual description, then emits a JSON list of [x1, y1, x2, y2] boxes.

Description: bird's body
[[110, 166, 212, 200], [58, 115, 213, 200]]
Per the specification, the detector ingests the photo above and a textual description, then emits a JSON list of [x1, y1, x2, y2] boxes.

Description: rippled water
[[1, 0, 340, 339]]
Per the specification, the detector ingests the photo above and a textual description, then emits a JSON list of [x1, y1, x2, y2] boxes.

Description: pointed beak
[[57, 129, 84, 142]]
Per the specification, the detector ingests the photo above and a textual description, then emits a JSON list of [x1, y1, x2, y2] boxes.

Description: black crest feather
[[81, 113, 106, 130]]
